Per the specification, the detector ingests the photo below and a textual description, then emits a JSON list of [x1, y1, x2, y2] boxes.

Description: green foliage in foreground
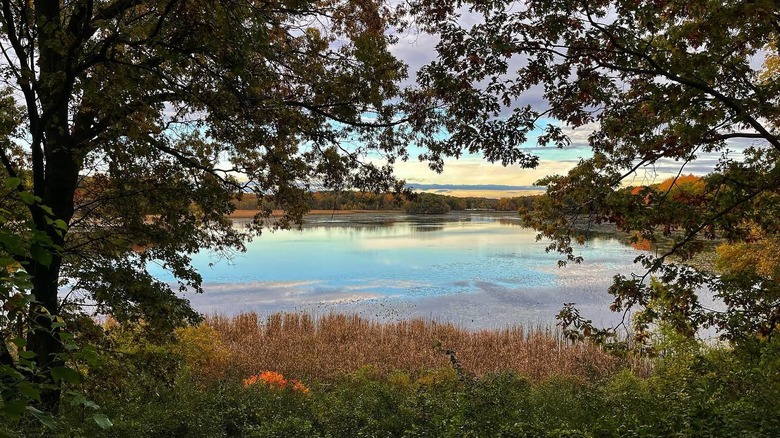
[[5, 332, 780, 438]]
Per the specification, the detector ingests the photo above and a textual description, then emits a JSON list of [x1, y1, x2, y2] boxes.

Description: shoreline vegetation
[[230, 191, 540, 216], [202, 312, 650, 381], [25, 312, 776, 437], [228, 209, 402, 219]]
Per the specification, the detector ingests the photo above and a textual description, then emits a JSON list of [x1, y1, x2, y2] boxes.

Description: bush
[[15, 319, 780, 437]]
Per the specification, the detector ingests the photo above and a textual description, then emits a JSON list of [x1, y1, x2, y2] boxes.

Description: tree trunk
[[25, 138, 81, 414], [27, 0, 81, 412], [27, 257, 64, 413], [26, 146, 79, 413]]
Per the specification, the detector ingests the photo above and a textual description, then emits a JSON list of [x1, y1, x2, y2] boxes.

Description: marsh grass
[[205, 312, 646, 381]]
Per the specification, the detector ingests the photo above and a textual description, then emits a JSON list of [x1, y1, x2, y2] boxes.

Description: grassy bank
[[8, 313, 780, 437]]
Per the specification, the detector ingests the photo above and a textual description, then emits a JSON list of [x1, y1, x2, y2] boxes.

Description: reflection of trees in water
[[313, 222, 396, 231], [571, 223, 719, 260], [496, 218, 524, 227], [326, 215, 527, 235], [233, 212, 535, 237], [314, 223, 400, 238], [413, 225, 444, 233]]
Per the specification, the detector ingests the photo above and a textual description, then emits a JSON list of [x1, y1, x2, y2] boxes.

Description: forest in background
[[231, 190, 539, 212]]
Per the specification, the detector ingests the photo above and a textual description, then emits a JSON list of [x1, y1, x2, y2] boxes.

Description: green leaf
[[93, 413, 113, 429], [1, 399, 26, 421], [39, 205, 54, 216], [51, 318, 65, 330], [18, 191, 37, 205], [0, 255, 17, 267], [29, 243, 53, 267], [69, 393, 100, 409], [9, 337, 27, 348], [26, 406, 57, 429], [53, 219, 67, 231], [18, 383, 41, 401], [0, 232, 23, 256], [4, 177, 20, 190], [50, 366, 81, 384], [17, 350, 36, 360], [0, 364, 25, 381], [77, 346, 102, 367]]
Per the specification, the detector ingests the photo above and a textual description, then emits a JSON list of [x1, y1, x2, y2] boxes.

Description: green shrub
[[15, 320, 780, 438]]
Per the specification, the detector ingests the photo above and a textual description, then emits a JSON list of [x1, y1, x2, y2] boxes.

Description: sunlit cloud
[[393, 155, 583, 189]]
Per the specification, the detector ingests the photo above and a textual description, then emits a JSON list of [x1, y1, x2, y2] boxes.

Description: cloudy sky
[[383, 19, 763, 199], [388, 29, 573, 197]]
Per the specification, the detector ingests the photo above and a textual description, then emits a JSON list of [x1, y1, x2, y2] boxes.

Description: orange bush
[[243, 370, 310, 394], [630, 238, 653, 251]]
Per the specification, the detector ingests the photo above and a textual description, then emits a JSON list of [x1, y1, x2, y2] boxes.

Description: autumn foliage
[[630, 174, 706, 205], [656, 175, 706, 202], [243, 371, 310, 395]]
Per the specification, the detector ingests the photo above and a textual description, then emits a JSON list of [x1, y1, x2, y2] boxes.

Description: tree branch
[[580, 2, 780, 152]]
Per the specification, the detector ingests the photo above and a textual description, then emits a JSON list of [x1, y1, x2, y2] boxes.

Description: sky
[[387, 28, 573, 198], [394, 123, 597, 198], [381, 15, 765, 199]]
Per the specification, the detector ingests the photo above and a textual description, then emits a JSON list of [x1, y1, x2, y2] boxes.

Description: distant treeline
[[231, 191, 540, 213]]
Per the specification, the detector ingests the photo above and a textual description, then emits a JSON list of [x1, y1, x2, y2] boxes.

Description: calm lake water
[[153, 212, 647, 329]]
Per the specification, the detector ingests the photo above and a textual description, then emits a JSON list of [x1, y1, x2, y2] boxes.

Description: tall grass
[[205, 312, 644, 381]]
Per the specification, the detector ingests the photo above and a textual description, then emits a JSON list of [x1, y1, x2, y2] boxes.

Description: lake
[[152, 212, 647, 329]]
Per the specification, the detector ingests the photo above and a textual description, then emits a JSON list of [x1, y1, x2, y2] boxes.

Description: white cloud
[[392, 156, 580, 186]]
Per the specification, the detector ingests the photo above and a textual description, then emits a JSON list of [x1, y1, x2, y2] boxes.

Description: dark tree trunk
[[26, 141, 80, 413], [27, 258, 64, 412], [26, 0, 82, 413], [26, 147, 79, 413]]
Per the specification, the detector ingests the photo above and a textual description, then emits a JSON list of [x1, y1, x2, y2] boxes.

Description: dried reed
[[204, 312, 648, 382]]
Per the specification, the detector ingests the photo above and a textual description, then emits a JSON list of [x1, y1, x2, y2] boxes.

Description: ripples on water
[[151, 212, 648, 329]]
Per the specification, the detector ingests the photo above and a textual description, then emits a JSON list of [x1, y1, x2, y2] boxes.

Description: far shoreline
[[228, 209, 402, 219], [227, 209, 523, 220]]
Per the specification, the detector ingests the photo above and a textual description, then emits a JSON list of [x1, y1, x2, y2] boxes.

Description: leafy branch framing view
[[0, 0, 778, 433]]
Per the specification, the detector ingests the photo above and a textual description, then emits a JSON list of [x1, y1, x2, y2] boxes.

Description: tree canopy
[[0, 0, 546, 411], [404, 193, 451, 214], [410, 0, 780, 345], [3, 0, 780, 417]]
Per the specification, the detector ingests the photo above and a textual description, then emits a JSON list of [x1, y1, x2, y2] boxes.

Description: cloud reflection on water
[[162, 212, 646, 329]]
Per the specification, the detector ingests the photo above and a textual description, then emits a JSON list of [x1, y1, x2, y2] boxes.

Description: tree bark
[[25, 150, 80, 413], [25, 0, 82, 414], [27, 258, 64, 412]]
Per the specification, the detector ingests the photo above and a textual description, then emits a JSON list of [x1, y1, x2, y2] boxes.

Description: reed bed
[[204, 312, 643, 381]]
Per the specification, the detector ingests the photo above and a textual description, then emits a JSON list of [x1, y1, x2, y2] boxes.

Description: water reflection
[[158, 212, 647, 329], [411, 225, 444, 233]]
